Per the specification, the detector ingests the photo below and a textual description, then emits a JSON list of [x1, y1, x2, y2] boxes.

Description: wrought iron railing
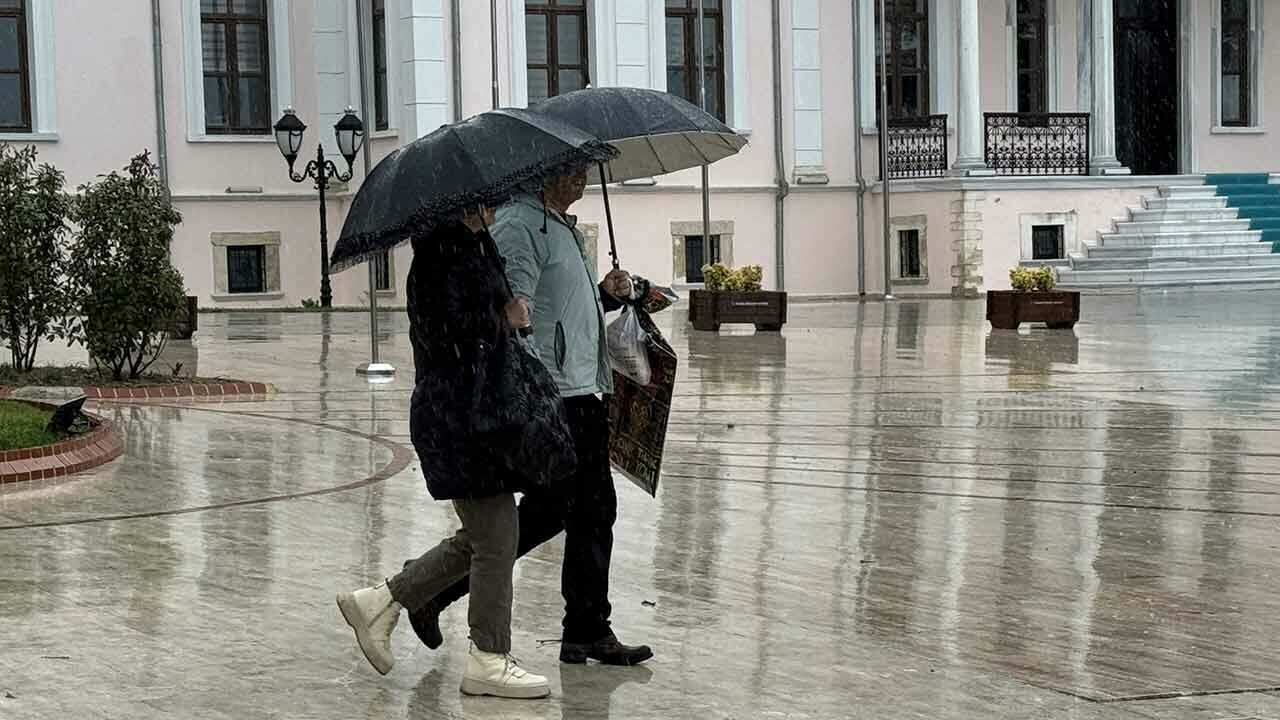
[[984, 113, 1090, 176], [885, 115, 949, 179]]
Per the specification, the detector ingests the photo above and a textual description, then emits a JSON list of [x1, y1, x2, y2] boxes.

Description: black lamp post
[[274, 107, 366, 308]]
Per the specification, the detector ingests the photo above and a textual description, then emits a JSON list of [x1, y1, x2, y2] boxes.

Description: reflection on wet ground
[[5, 292, 1280, 718]]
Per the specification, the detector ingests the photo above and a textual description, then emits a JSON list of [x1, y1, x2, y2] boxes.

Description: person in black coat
[[336, 208, 574, 700]]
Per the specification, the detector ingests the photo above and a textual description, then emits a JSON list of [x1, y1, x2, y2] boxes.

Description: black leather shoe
[[560, 633, 653, 666], [407, 602, 443, 650]]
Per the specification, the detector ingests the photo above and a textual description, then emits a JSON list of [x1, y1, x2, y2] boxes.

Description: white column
[[1089, 0, 1129, 174], [615, 0, 651, 88], [400, 0, 452, 140], [314, 0, 351, 154], [792, 0, 823, 173], [952, 0, 992, 175]]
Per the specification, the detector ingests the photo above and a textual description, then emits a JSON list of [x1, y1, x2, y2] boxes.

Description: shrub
[[1009, 265, 1056, 292], [702, 263, 764, 292], [63, 152, 186, 380], [0, 145, 72, 371]]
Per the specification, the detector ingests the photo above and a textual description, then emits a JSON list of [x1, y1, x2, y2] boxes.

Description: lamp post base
[[357, 362, 396, 381]]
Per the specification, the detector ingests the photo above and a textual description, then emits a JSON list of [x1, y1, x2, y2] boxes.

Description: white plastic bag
[[606, 306, 651, 385]]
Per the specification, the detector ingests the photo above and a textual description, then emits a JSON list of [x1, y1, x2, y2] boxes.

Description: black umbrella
[[529, 87, 747, 268], [330, 108, 617, 272]]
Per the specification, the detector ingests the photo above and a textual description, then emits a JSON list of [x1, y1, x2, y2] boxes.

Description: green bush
[[0, 145, 72, 371], [63, 152, 187, 380], [1009, 265, 1056, 292]]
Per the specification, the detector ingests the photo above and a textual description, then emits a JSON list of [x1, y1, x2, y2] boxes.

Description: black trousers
[[427, 394, 616, 643]]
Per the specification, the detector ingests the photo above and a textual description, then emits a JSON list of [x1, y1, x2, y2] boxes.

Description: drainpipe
[[771, 0, 788, 291], [150, 0, 169, 191], [851, 0, 866, 296], [451, 0, 463, 121]]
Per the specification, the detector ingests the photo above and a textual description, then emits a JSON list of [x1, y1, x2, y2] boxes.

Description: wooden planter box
[[987, 290, 1080, 330], [689, 290, 788, 332], [170, 296, 199, 340]]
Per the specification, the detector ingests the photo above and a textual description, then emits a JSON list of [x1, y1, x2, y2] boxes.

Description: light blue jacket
[[491, 194, 613, 397]]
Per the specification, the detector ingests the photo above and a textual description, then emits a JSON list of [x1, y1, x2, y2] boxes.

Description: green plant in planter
[[1010, 266, 1056, 292], [702, 263, 731, 291], [702, 263, 764, 292]]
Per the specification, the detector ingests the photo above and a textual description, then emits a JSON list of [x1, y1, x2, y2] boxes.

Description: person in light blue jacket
[[405, 166, 654, 667]]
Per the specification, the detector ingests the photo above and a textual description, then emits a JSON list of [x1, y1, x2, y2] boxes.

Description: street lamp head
[[334, 107, 366, 169], [274, 108, 307, 168]]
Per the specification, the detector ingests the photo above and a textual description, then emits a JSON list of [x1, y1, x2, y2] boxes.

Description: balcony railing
[[886, 114, 948, 179], [984, 113, 1090, 176]]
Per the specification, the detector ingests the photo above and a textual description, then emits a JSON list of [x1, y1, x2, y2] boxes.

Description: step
[[1248, 218, 1280, 231], [1214, 183, 1280, 196], [1059, 275, 1280, 292], [1068, 252, 1280, 271], [1113, 219, 1252, 234], [1160, 185, 1216, 199], [1058, 264, 1280, 285], [1236, 205, 1280, 219], [1098, 229, 1263, 247], [1224, 194, 1280, 206], [1206, 172, 1272, 185], [1128, 207, 1240, 222], [1143, 196, 1229, 210], [1084, 241, 1273, 259]]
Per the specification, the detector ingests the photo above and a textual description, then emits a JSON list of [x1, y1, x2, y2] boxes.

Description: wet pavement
[[4, 292, 1280, 719]]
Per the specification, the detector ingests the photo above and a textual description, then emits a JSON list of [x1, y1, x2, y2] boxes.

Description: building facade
[[1, 0, 1276, 307]]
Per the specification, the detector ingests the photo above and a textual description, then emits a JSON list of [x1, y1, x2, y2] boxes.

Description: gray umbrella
[[528, 87, 747, 268], [530, 86, 746, 183]]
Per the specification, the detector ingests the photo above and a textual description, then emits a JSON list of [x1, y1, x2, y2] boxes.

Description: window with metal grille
[[201, 0, 272, 134], [373, 250, 392, 292], [372, 0, 389, 131], [875, 0, 929, 120], [1221, 0, 1250, 126], [685, 234, 721, 283], [1016, 0, 1048, 114], [898, 229, 921, 279], [1031, 224, 1064, 260], [665, 0, 725, 122], [0, 0, 31, 132], [227, 245, 266, 294], [525, 0, 589, 103]]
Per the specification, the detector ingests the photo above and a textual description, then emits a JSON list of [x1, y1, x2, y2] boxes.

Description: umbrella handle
[[599, 163, 620, 271]]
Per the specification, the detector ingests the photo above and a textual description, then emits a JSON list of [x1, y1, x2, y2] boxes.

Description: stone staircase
[[1052, 174, 1280, 291]]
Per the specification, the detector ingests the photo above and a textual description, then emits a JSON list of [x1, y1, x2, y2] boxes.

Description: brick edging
[[83, 382, 273, 400], [0, 403, 123, 485], [0, 382, 271, 402]]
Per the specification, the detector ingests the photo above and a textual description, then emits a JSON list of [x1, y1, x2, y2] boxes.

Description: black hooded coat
[[405, 222, 576, 501]]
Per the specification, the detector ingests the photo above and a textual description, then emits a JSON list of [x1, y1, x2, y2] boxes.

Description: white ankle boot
[[460, 644, 551, 699], [336, 581, 401, 675]]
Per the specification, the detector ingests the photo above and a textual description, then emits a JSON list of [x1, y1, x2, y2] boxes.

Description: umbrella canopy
[[330, 108, 617, 272], [529, 87, 747, 183]]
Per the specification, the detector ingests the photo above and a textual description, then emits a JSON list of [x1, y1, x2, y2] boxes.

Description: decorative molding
[[889, 214, 930, 284], [671, 220, 735, 283], [210, 231, 283, 296], [1018, 210, 1079, 261]]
